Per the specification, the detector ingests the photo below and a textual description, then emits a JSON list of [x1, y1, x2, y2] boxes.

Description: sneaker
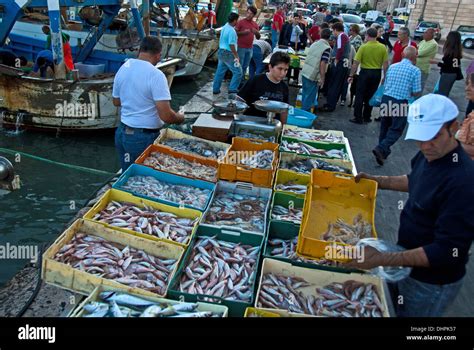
[[372, 148, 385, 166], [340, 100, 345, 106], [213, 91, 220, 95]]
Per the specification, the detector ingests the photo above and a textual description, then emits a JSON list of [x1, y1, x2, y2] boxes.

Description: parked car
[[391, 18, 406, 35], [457, 25, 474, 49], [346, 10, 359, 15], [414, 21, 441, 41], [341, 14, 366, 36], [363, 10, 383, 27]]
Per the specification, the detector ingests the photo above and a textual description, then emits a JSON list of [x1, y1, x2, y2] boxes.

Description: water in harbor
[[0, 72, 211, 287]]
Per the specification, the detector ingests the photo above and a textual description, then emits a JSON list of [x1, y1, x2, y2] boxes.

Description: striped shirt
[[253, 39, 272, 58], [383, 58, 422, 101]]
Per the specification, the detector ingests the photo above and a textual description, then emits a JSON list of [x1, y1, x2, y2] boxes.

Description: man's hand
[[234, 57, 240, 65], [347, 76, 353, 84], [344, 246, 384, 270], [175, 112, 185, 124], [355, 172, 376, 183], [318, 78, 325, 87]]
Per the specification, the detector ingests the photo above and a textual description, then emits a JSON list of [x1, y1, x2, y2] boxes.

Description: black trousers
[[383, 32, 393, 51], [353, 68, 382, 122], [326, 60, 349, 110]]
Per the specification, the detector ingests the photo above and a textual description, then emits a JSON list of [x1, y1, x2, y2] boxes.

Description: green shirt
[[416, 39, 438, 74], [354, 41, 389, 69]]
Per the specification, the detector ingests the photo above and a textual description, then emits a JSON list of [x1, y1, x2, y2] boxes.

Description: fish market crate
[[218, 137, 279, 188], [282, 125, 345, 146], [244, 307, 280, 317], [83, 189, 202, 248], [255, 258, 390, 317], [274, 169, 310, 199], [279, 152, 355, 177], [112, 164, 215, 212], [135, 144, 219, 183], [42, 219, 184, 298], [280, 138, 349, 161], [264, 221, 359, 273], [200, 181, 272, 237], [297, 169, 378, 261], [233, 124, 278, 143], [69, 285, 228, 317], [154, 128, 230, 160], [270, 192, 305, 225], [168, 226, 264, 317]]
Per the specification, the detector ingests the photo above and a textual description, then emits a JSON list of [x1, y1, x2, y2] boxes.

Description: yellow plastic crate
[[218, 137, 279, 188], [273, 169, 310, 199], [42, 219, 184, 298], [83, 189, 202, 248], [297, 169, 378, 261], [255, 258, 390, 317], [244, 307, 281, 318]]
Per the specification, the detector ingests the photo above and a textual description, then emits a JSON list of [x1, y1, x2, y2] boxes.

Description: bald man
[[372, 46, 422, 165], [416, 28, 438, 91]]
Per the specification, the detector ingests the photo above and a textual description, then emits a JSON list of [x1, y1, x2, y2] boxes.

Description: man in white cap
[[347, 94, 474, 317]]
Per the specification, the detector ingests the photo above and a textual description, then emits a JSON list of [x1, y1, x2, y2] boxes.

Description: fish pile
[[257, 274, 384, 317], [92, 201, 198, 245], [160, 138, 225, 159], [283, 129, 345, 143], [237, 130, 276, 143], [53, 233, 177, 294], [267, 237, 339, 267], [239, 150, 274, 169], [203, 192, 267, 233], [119, 175, 212, 210], [143, 151, 217, 182], [80, 291, 224, 317], [280, 157, 351, 174], [281, 140, 347, 159], [275, 181, 308, 195], [323, 214, 373, 245], [271, 205, 303, 224], [178, 236, 260, 302]]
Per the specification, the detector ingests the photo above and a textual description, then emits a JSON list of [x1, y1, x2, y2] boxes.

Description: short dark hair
[[19, 56, 28, 66], [269, 51, 290, 67], [228, 12, 239, 23], [332, 22, 344, 32], [37, 56, 48, 67], [320, 22, 329, 29], [320, 28, 331, 40], [208, 3, 212, 10], [248, 6, 257, 16], [350, 24, 360, 35], [367, 27, 378, 38], [329, 18, 340, 24], [139, 36, 162, 55]]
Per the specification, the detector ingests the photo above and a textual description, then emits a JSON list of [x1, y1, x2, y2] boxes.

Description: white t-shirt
[[112, 58, 171, 129]]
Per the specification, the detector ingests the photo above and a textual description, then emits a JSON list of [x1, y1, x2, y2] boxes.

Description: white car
[[391, 18, 407, 35], [341, 14, 366, 36]]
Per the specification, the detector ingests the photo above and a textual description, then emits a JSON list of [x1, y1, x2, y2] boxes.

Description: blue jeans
[[396, 277, 463, 317], [238, 47, 253, 78], [115, 123, 160, 171], [325, 60, 349, 110], [271, 29, 279, 49], [302, 76, 319, 111], [376, 95, 408, 158], [249, 45, 265, 79], [212, 49, 243, 94]]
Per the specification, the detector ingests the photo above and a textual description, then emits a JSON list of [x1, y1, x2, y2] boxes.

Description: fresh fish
[[280, 140, 348, 160], [275, 182, 308, 195], [100, 291, 157, 307], [237, 130, 276, 142], [280, 157, 351, 175], [160, 138, 225, 159], [271, 205, 303, 224], [119, 175, 212, 210], [283, 129, 345, 143], [323, 214, 373, 245], [143, 151, 217, 182], [237, 150, 275, 170]]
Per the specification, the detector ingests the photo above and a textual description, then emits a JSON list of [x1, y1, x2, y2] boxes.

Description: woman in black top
[[437, 31, 463, 97]]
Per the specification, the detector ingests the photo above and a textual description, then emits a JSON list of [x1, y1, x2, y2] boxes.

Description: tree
[[360, 1, 372, 13]]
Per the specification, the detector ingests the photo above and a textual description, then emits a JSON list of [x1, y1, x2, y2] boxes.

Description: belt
[[121, 122, 160, 133]]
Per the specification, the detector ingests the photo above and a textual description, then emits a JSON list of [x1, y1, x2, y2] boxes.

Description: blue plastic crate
[[287, 108, 317, 128], [112, 164, 215, 212]]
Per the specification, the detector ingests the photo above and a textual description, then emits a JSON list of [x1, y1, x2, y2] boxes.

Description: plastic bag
[[356, 238, 412, 282], [433, 77, 440, 93], [369, 85, 384, 107]]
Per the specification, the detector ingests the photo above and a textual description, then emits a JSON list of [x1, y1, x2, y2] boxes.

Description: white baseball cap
[[405, 94, 459, 142]]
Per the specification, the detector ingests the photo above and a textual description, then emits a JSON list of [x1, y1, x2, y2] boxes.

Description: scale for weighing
[[0, 156, 16, 194]]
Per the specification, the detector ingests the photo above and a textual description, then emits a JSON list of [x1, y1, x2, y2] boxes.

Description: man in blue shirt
[[349, 94, 474, 317], [32, 50, 54, 78], [373, 46, 422, 165], [212, 12, 243, 96]]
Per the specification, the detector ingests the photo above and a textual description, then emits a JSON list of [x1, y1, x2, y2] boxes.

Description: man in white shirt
[[113, 36, 184, 171]]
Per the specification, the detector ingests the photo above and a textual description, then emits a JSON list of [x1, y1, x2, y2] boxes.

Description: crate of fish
[[255, 258, 390, 317], [135, 144, 219, 183], [200, 181, 272, 237], [273, 169, 310, 199], [297, 169, 378, 261], [113, 164, 215, 212], [244, 307, 280, 317], [234, 125, 278, 143], [218, 137, 279, 188], [279, 152, 355, 177], [83, 189, 201, 248], [168, 226, 264, 317], [69, 286, 228, 317], [282, 125, 345, 146], [280, 139, 349, 161], [264, 221, 359, 273], [42, 219, 184, 298], [270, 192, 305, 225], [154, 128, 230, 160]]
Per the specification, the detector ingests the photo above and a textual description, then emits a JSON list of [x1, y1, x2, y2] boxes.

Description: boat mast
[[130, 0, 145, 39], [47, 0, 66, 79]]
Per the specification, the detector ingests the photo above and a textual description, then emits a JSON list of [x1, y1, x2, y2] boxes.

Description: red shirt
[[392, 39, 418, 64], [204, 10, 216, 27], [308, 26, 320, 42], [235, 18, 259, 49], [272, 11, 284, 31]]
